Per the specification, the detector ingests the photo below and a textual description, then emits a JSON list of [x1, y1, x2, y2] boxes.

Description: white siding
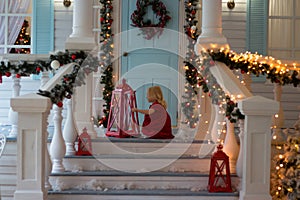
[[53, 1, 73, 51], [222, 0, 247, 53]]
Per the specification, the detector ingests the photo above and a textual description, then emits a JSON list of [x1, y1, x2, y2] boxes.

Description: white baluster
[[44, 110, 52, 190], [50, 105, 66, 173], [210, 104, 225, 143], [8, 74, 21, 137], [236, 119, 244, 177], [63, 99, 78, 156], [223, 118, 239, 173], [40, 71, 50, 87]]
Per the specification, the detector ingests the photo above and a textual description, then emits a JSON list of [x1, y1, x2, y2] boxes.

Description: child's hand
[[132, 108, 138, 112]]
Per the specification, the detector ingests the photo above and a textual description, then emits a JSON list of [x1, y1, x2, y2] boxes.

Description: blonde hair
[[148, 86, 167, 109]]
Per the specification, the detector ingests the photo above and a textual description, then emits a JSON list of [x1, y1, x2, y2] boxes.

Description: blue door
[[121, 0, 179, 126]]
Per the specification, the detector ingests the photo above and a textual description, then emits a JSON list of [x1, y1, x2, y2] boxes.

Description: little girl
[[132, 86, 174, 139]]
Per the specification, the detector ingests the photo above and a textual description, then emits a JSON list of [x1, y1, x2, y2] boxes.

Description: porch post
[[11, 93, 52, 200], [238, 96, 279, 200], [65, 0, 96, 50], [195, 0, 229, 50]]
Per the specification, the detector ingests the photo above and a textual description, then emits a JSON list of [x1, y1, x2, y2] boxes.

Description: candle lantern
[[76, 128, 92, 156], [106, 79, 140, 138], [208, 144, 232, 192]]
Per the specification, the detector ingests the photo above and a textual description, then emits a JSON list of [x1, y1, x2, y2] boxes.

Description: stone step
[[48, 189, 239, 200], [63, 155, 212, 173], [90, 137, 216, 157], [49, 171, 240, 193]]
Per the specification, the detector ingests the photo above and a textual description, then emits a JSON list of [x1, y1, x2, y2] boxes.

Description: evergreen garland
[[181, 0, 203, 128], [97, 0, 115, 127]]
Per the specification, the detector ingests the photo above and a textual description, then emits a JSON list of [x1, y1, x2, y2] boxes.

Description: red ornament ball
[[16, 74, 21, 78], [57, 102, 63, 107], [71, 54, 76, 60], [5, 72, 11, 77], [36, 67, 41, 72], [100, 17, 105, 22]]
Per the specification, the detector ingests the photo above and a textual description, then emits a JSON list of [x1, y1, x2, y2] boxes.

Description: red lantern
[[106, 79, 140, 138], [76, 128, 92, 156], [208, 144, 232, 192]]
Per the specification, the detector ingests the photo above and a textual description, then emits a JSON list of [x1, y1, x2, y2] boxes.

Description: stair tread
[[92, 137, 212, 144], [48, 189, 239, 196], [65, 154, 210, 159], [50, 170, 238, 177]]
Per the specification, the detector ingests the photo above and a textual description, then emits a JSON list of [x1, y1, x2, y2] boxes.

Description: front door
[[121, 0, 179, 126]]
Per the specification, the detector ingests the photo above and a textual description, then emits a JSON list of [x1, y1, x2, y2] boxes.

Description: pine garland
[[97, 0, 115, 128], [181, 0, 202, 128]]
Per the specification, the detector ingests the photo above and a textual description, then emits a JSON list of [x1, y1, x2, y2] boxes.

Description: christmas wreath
[[130, 0, 171, 40]]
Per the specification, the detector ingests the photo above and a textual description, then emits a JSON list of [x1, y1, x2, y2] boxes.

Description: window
[[268, 0, 300, 59], [0, 0, 32, 54]]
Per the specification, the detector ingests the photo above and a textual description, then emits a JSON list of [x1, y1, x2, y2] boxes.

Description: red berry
[[36, 67, 41, 72], [5, 72, 11, 77], [71, 54, 76, 60], [57, 102, 63, 107], [16, 74, 21, 78]]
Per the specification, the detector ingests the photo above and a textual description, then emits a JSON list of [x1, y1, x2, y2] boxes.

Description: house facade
[[0, 0, 299, 200]]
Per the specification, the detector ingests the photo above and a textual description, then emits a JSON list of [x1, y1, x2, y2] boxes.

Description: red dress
[[142, 101, 174, 139]]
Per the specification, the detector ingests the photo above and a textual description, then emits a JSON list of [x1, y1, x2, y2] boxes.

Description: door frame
[[112, 0, 186, 127]]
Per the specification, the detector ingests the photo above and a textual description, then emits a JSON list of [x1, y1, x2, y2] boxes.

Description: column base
[[239, 191, 272, 200], [65, 36, 96, 51], [14, 190, 46, 200], [195, 35, 230, 53]]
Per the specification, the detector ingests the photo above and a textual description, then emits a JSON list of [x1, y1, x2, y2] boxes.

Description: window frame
[[268, 0, 300, 60], [0, 0, 33, 54]]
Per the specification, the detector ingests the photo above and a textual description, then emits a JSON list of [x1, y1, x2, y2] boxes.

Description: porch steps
[[48, 172, 239, 200], [48, 138, 240, 200]]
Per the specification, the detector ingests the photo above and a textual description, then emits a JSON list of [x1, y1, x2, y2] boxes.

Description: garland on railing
[[96, 0, 115, 127], [0, 50, 99, 107], [181, 0, 203, 128], [37, 51, 99, 107], [197, 48, 300, 124], [0, 50, 87, 83]]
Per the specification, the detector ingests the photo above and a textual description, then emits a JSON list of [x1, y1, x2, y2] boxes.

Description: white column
[[195, 0, 229, 51], [11, 93, 52, 200], [65, 0, 96, 50], [8, 75, 21, 137], [238, 96, 279, 200]]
